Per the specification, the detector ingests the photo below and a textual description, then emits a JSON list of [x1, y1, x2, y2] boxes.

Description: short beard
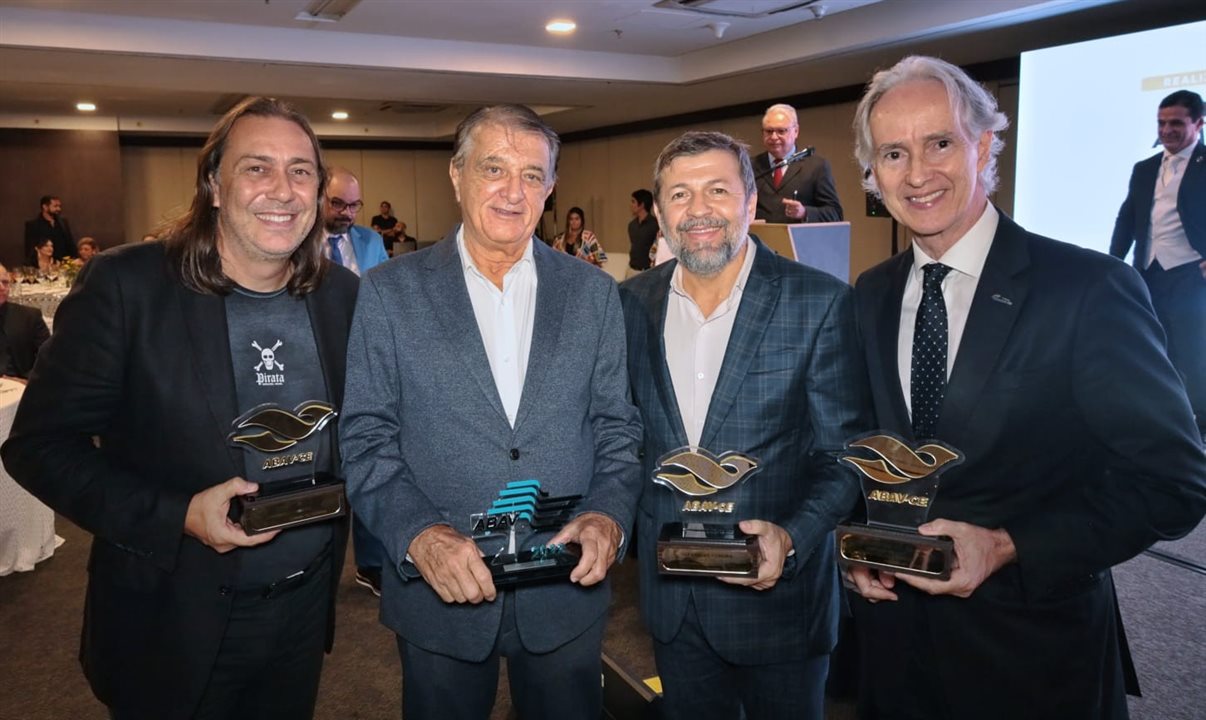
[[667, 217, 745, 277]]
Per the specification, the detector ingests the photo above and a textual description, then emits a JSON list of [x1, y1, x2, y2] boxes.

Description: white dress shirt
[[664, 239, 757, 447], [457, 228, 537, 428], [1148, 142, 1200, 270], [897, 203, 998, 418], [324, 232, 362, 276]]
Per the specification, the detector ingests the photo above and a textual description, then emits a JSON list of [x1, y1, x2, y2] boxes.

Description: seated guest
[[371, 201, 403, 251], [29, 238, 56, 275], [0, 263, 50, 380], [77, 237, 99, 263], [552, 207, 606, 266]]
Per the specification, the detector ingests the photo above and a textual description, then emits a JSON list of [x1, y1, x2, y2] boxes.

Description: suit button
[[510, 448, 520, 460], [218, 586, 232, 596]]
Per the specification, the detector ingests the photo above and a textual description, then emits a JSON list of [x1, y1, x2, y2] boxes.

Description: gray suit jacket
[[340, 228, 643, 661]]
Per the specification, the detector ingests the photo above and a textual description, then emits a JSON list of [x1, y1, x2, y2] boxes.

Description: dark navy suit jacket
[[1110, 142, 1206, 265], [852, 211, 1206, 719]]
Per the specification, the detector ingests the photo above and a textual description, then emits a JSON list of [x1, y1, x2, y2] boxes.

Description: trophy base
[[489, 543, 582, 588], [657, 522, 761, 578], [231, 473, 347, 535], [835, 523, 952, 580]]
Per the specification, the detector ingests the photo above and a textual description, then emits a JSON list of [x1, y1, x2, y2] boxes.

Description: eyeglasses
[[328, 198, 364, 213]]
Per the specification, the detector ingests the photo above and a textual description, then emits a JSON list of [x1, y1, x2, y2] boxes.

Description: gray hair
[[653, 131, 756, 202], [451, 104, 560, 185], [762, 103, 799, 127], [853, 55, 1009, 196]]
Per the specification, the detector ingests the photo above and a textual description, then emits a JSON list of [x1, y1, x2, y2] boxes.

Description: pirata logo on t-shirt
[[252, 339, 286, 386]]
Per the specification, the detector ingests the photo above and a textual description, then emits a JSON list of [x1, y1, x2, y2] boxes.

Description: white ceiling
[[0, 0, 1201, 140]]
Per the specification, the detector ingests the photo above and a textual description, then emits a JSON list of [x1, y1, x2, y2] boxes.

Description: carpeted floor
[[3, 517, 1200, 720]]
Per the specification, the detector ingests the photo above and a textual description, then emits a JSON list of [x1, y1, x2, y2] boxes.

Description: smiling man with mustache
[[618, 130, 870, 720]]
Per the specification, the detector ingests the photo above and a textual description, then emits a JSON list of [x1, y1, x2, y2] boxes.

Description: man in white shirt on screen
[[1110, 89, 1205, 438]]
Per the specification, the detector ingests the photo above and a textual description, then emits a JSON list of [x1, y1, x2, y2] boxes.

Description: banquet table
[[0, 377, 58, 575], [9, 279, 71, 327]]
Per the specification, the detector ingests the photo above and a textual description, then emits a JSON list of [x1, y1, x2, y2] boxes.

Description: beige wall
[[554, 79, 1018, 280], [121, 146, 460, 245], [121, 81, 1018, 279]]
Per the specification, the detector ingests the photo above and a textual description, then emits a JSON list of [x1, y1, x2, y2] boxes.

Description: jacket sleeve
[[1, 254, 191, 573], [804, 158, 844, 223], [1004, 262, 1206, 594]]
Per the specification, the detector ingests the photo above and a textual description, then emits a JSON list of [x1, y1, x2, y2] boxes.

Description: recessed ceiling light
[[546, 20, 576, 34], [76, 102, 96, 112], [331, 111, 349, 120]]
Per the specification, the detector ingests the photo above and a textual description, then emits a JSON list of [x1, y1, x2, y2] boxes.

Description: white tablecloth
[[9, 281, 71, 325], [0, 378, 57, 575]]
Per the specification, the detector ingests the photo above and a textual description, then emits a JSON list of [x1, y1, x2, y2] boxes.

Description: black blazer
[[1109, 142, 1206, 266], [852, 211, 1206, 719], [753, 151, 843, 224], [619, 238, 871, 664], [0, 301, 50, 378], [1, 242, 359, 718]]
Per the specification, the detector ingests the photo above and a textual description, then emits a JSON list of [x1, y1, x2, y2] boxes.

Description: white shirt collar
[[456, 225, 535, 282], [911, 203, 999, 282]]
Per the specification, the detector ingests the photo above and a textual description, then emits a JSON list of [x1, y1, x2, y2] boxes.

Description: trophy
[[653, 447, 762, 578], [835, 432, 963, 579], [226, 401, 347, 534], [470, 480, 583, 588]]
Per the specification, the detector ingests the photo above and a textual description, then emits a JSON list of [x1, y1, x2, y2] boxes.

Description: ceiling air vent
[[295, 0, 362, 23], [652, 0, 822, 19]]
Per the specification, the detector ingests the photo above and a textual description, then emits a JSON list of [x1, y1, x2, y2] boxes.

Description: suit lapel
[[872, 250, 913, 434], [699, 240, 779, 450], [305, 277, 345, 409], [422, 230, 508, 424], [513, 241, 564, 430], [936, 212, 1030, 446], [1179, 144, 1206, 204], [177, 283, 243, 474], [644, 263, 689, 448]]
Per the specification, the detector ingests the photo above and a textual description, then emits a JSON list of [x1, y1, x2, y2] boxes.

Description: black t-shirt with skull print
[[226, 285, 332, 585]]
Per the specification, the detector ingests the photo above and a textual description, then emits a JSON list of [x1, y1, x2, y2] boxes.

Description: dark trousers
[[351, 511, 384, 569], [1143, 260, 1206, 434], [652, 598, 829, 720], [397, 591, 606, 720], [109, 558, 332, 720]]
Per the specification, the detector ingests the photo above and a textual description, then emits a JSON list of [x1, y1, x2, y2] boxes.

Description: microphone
[[756, 147, 816, 179], [772, 146, 815, 170]]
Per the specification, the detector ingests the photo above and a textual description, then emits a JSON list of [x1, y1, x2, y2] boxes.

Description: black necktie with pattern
[[911, 262, 952, 439]]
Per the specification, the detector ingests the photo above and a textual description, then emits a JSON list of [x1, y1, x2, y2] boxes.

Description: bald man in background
[[753, 104, 843, 224]]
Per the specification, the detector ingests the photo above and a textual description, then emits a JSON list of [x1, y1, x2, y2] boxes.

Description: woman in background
[[552, 207, 606, 267], [29, 238, 56, 275]]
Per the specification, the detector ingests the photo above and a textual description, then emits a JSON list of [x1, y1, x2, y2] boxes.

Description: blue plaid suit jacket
[[618, 237, 870, 664]]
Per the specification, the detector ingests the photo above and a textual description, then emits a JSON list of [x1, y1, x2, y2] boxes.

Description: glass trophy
[[834, 432, 964, 579], [653, 447, 762, 578], [470, 479, 583, 588], [226, 400, 347, 534]]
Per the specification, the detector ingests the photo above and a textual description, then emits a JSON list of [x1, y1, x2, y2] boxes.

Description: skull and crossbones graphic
[[252, 340, 284, 371]]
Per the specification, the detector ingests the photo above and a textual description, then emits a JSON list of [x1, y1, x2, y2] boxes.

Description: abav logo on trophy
[[469, 480, 583, 588], [226, 400, 346, 534], [652, 447, 763, 578], [835, 432, 964, 579]]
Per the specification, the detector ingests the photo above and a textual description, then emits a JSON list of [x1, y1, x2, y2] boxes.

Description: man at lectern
[[846, 55, 1206, 720], [753, 103, 843, 224]]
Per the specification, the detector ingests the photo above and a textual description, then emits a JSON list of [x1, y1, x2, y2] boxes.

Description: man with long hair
[[2, 97, 359, 720]]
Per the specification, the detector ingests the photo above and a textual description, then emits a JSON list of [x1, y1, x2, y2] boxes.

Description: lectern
[[752, 221, 850, 282]]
